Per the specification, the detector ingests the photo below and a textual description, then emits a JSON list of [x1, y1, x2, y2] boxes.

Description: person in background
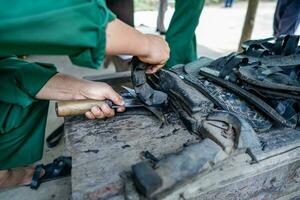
[[157, 0, 168, 35], [0, 0, 169, 189], [224, 0, 234, 8], [165, 0, 205, 68], [106, 0, 134, 27], [273, 0, 300, 37]]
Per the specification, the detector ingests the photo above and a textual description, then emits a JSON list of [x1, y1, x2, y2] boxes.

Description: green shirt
[[0, 0, 116, 68], [0, 0, 116, 169]]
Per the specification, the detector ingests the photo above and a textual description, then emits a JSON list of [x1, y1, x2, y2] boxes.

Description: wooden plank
[[157, 148, 300, 200], [64, 71, 300, 200], [65, 109, 198, 200], [65, 107, 300, 200]]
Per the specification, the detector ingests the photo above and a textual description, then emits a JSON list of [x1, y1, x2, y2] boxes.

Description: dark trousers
[[106, 0, 134, 27], [224, 0, 234, 7], [273, 0, 300, 37]]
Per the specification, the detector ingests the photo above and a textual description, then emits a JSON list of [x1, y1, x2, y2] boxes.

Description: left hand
[[138, 34, 170, 74]]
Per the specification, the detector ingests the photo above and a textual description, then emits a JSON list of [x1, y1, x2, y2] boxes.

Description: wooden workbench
[[64, 73, 300, 200]]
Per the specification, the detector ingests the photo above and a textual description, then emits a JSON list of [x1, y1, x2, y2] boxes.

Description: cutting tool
[[121, 86, 166, 123], [55, 87, 166, 123]]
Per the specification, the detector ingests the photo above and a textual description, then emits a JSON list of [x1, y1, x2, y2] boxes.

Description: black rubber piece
[[142, 151, 159, 163], [46, 124, 64, 148], [171, 68, 272, 132], [199, 70, 295, 128], [131, 161, 163, 197], [131, 56, 168, 107]]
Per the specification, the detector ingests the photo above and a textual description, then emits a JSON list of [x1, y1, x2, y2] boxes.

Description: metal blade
[[111, 98, 144, 109], [121, 86, 166, 123], [122, 86, 137, 98], [143, 106, 166, 123]]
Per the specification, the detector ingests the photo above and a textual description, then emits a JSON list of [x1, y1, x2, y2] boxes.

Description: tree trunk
[[238, 0, 260, 51]]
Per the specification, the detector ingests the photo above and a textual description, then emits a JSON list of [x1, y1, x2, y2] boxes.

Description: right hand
[[74, 81, 125, 119], [35, 73, 124, 119], [138, 34, 170, 74]]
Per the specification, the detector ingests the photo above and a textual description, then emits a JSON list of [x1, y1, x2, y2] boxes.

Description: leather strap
[[30, 164, 44, 189]]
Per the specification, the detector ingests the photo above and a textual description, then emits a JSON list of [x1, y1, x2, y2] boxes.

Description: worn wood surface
[[65, 109, 199, 200], [65, 108, 300, 200], [64, 74, 300, 200], [156, 144, 300, 200]]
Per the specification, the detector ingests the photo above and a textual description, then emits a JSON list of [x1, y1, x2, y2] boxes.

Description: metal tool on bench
[[56, 97, 142, 116], [55, 89, 166, 122], [55, 57, 168, 122], [122, 86, 166, 123]]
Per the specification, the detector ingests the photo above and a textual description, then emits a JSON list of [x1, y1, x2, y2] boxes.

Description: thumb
[[105, 87, 124, 106]]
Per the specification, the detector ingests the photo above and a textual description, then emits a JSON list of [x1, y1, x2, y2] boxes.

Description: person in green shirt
[[165, 0, 205, 68], [0, 0, 169, 188]]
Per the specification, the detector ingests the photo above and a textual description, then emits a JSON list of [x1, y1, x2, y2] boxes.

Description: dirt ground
[[0, 1, 295, 199]]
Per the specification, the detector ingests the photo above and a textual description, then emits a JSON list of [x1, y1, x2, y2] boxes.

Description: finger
[[105, 87, 124, 106], [146, 66, 155, 74], [146, 64, 164, 74], [117, 106, 125, 112], [100, 103, 115, 118], [91, 106, 105, 119], [85, 111, 95, 119]]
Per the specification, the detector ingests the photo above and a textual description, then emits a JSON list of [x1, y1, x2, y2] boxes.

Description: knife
[[122, 86, 166, 123], [56, 87, 166, 123], [55, 97, 143, 117]]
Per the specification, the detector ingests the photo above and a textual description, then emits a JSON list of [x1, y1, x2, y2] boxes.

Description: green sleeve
[[0, 57, 58, 107], [0, 0, 116, 69]]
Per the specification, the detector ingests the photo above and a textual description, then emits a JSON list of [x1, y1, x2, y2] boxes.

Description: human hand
[[138, 34, 170, 74], [75, 81, 125, 119], [35, 73, 125, 119]]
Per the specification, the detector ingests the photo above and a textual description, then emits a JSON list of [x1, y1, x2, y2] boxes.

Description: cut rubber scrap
[[170, 67, 272, 132], [159, 69, 214, 115], [241, 35, 299, 56], [131, 162, 162, 198], [200, 111, 263, 161], [131, 139, 228, 198], [243, 54, 300, 67], [131, 56, 168, 107], [237, 64, 300, 93], [243, 84, 300, 100], [30, 156, 71, 190], [46, 124, 64, 148], [199, 70, 295, 128], [205, 111, 262, 151], [204, 53, 249, 78], [184, 57, 213, 75]]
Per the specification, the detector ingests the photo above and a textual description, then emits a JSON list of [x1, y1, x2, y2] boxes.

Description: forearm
[[35, 73, 88, 101], [105, 19, 149, 56]]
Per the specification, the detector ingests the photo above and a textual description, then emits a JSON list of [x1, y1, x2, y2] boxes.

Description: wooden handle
[[55, 99, 112, 117]]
